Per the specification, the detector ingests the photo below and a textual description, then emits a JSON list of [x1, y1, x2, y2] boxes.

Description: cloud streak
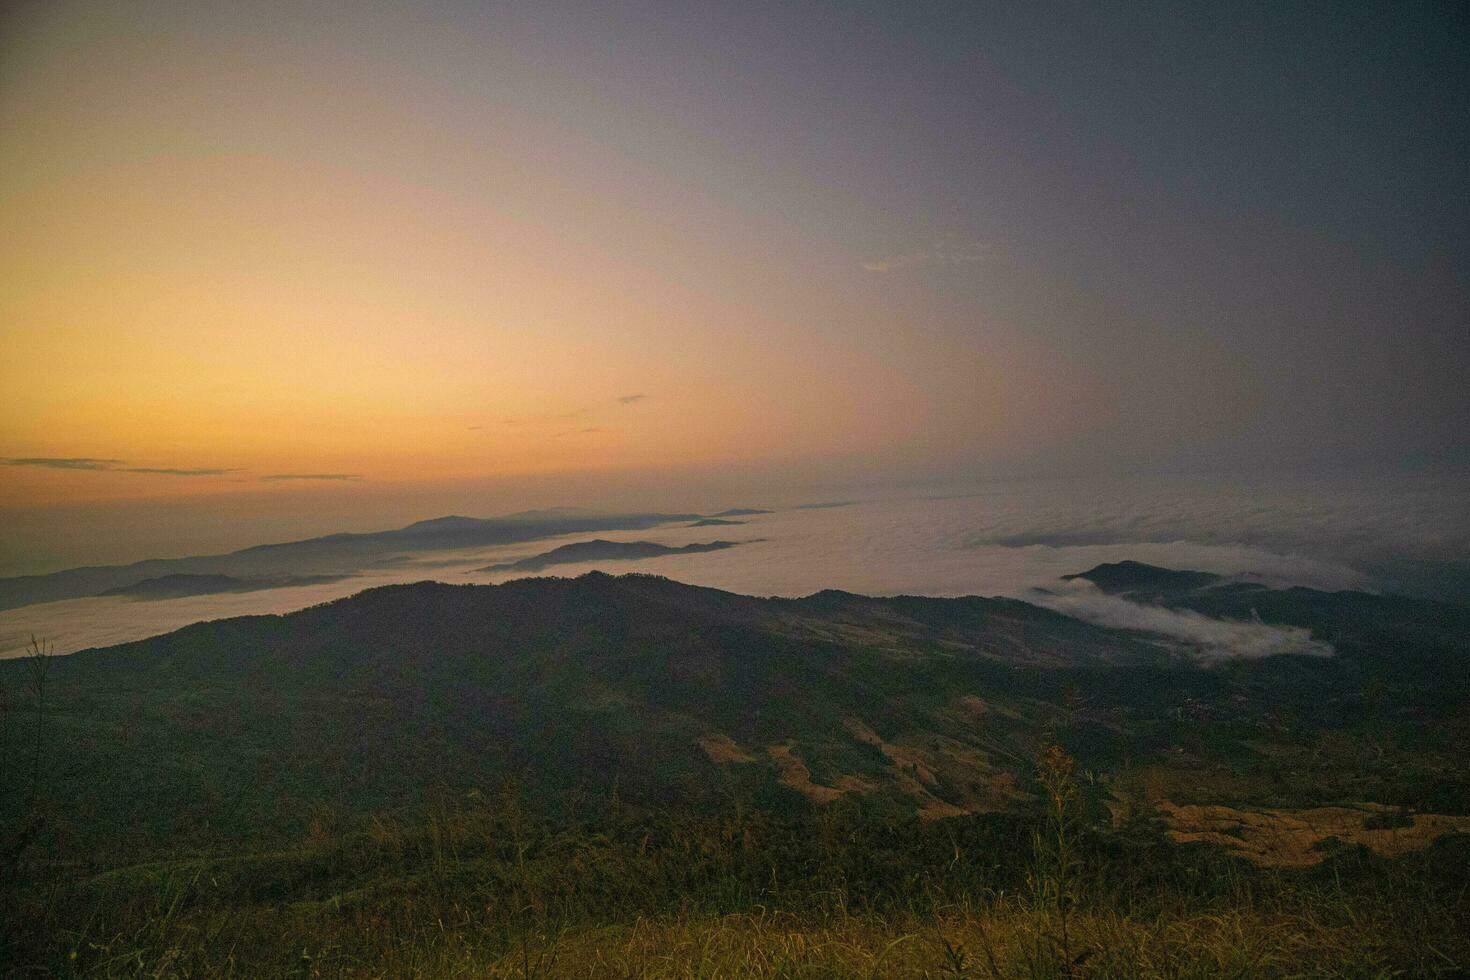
[[121, 467, 239, 476], [500, 408, 590, 426], [4, 457, 235, 476], [260, 473, 364, 482], [5, 457, 124, 470], [485, 396, 646, 429]]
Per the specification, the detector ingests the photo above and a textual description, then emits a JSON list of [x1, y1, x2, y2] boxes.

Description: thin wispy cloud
[[4, 457, 234, 476], [489, 397, 643, 429], [261, 473, 364, 482], [1029, 579, 1333, 663], [861, 241, 997, 273], [500, 408, 590, 426], [121, 467, 239, 476]]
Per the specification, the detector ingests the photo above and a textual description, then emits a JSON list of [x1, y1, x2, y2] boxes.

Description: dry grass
[[12, 806, 1468, 978], [697, 735, 756, 765], [745, 719, 1023, 820], [764, 743, 849, 804], [293, 901, 1462, 978], [1157, 800, 1470, 866]]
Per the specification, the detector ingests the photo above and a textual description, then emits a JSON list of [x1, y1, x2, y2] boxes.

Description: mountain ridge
[[479, 539, 747, 573]]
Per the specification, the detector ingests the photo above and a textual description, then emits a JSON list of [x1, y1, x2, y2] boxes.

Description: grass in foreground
[[8, 851, 1467, 978], [5, 756, 1468, 978]]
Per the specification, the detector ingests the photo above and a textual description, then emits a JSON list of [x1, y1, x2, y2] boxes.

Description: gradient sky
[[2, 1, 1467, 525]]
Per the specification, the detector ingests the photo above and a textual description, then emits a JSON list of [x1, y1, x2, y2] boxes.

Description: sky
[[2, 1, 1467, 571]]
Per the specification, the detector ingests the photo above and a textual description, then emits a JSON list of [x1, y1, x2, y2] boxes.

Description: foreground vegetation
[[5, 757, 1468, 978]]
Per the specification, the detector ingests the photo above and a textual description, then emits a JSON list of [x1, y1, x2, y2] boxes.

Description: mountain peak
[[1063, 561, 1221, 596]]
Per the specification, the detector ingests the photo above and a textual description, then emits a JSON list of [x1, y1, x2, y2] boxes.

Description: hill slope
[[3, 569, 1467, 851]]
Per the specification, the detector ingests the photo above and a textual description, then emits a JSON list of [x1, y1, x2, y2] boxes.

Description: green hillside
[[6, 569, 1469, 847]]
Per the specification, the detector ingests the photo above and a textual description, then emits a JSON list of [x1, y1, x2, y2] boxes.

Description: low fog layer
[[1028, 579, 1333, 662]]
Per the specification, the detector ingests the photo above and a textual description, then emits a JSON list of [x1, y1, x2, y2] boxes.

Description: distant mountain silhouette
[[480, 539, 745, 573], [1064, 561, 1224, 599], [98, 572, 350, 600], [0, 508, 702, 612]]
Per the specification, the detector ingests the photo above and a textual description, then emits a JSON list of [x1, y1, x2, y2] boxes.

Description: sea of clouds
[[2, 474, 1465, 662]]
